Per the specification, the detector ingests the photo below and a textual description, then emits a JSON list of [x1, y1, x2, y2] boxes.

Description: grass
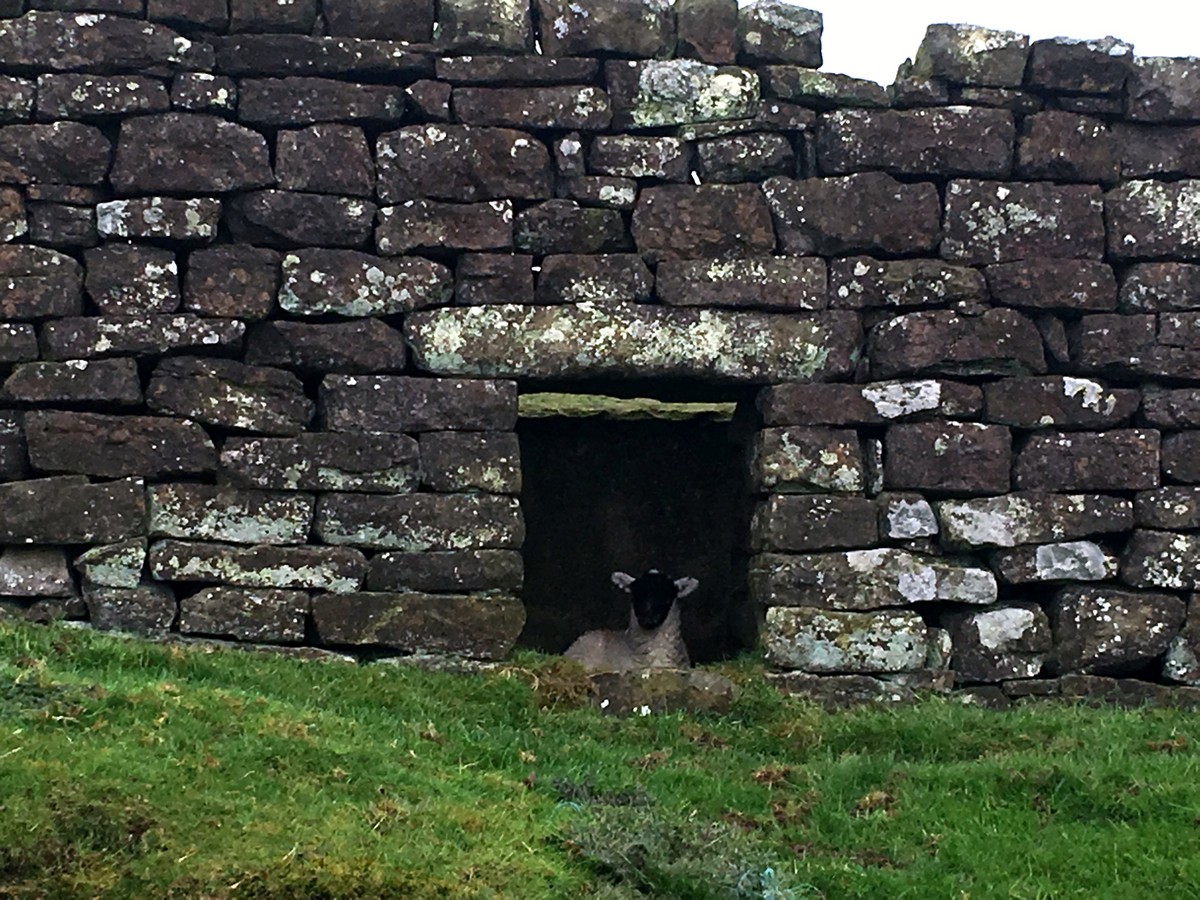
[[3, 622, 1200, 898]]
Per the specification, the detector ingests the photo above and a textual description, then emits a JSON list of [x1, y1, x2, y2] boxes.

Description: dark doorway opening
[[516, 390, 757, 663]]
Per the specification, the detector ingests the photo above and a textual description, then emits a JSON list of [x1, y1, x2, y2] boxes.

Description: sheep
[[564, 569, 698, 673]]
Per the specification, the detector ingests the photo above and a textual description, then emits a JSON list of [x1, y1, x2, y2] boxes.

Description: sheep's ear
[[674, 577, 699, 598], [611, 571, 636, 592]]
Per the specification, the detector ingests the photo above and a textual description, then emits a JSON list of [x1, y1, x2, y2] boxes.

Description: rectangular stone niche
[[515, 390, 755, 663]]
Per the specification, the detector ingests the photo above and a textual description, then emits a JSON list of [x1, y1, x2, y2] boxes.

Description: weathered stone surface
[[1067, 314, 1200, 379], [149, 484, 313, 545], [0, 547, 73, 597], [226, 192, 374, 249], [817, 106, 1013, 177], [676, 0, 738, 64], [377, 125, 552, 203], [435, 55, 598, 85], [1105, 180, 1200, 261], [878, 493, 939, 539], [419, 432, 520, 494], [764, 607, 929, 673], [320, 375, 517, 433], [406, 304, 860, 383], [25, 202, 93, 249], [607, 59, 757, 129], [1015, 111, 1118, 184], [453, 85, 609, 129], [213, 35, 431, 79], [761, 67, 887, 109], [0, 11, 210, 74], [238, 77, 404, 127], [1163, 599, 1200, 685], [110, 113, 271, 195], [222, 432, 419, 493], [367, 549, 522, 593], [25, 411, 214, 478], [536, 0, 673, 58], [535, 254, 652, 304], [1115, 124, 1200, 179], [991, 541, 1115, 584], [657, 257, 824, 310], [438, 0, 533, 52], [312, 591, 524, 659], [74, 539, 146, 589], [149, 540, 366, 592], [0, 476, 146, 544], [405, 79, 451, 120], [40, 315, 244, 360], [0, 245, 82, 320], [749, 495, 877, 552], [1126, 57, 1200, 122], [0, 325, 37, 365], [229, 0, 317, 33], [1122, 531, 1200, 590], [245, 319, 407, 374], [276, 124, 373, 197], [0, 76, 35, 123], [0, 413, 29, 483], [184, 246, 279, 321], [696, 133, 794, 183], [85, 582, 175, 633], [766, 672, 922, 707], [147, 357, 312, 436], [586, 669, 738, 715], [751, 549, 995, 610], [983, 376, 1139, 428], [35, 73, 168, 120], [0, 122, 109, 184], [1163, 433, 1200, 483], [323, 0, 433, 41], [937, 493, 1134, 549], [179, 587, 308, 643], [3, 358, 142, 406], [868, 309, 1046, 379], [0, 187, 26, 243], [171, 73, 236, 113], [1136, 487, 1200, 530], [984, 260, 1117, 312], [737, 1, 821, 66], [884, 422, 1011, 494], [83, 244, 179, 315], [1049, 586, 1185, 674], [1026, 36, 1133, 94], [751, 426, 863, 493], [829, 257, 986, 310], [1143, 387, 1200, 428], [96, 198, 220, 241], [377, 200, 512, 255], [633, 184, 776, 262], [455, 254, 533, 306], [279, 249, 451, 317], [588, 134, 690, 181], [763, 173, 940, 257], [1014, 429, 1160, 491], [910, 23, 1028, 87], [315, 493, 523, 551], [1120, 264, 1200, 312], [942, 180, 1105, 264], [945, 603, 1052, 682], [514, 200, 627, 255]]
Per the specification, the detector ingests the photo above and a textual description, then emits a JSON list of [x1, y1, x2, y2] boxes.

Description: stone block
[[323, 0, 433, 40], [244, 319, 407, 374], [0, 76, 35, 123], [991, 541, 1115, 584], [1142, 387, 1200, 427], [0, 187, 26, 244], [514, 200, 627, 255], [222, 432, 419, 493], [1163, 599, 1200, 685], [535, 254, 652, 304], [377, 200, 513, 255], [909, 23, 1028, 87], [25, 202, 94, 249], [109, 113, 272, 194], [3, 359, 142, 406], [1015, 111, 1118, 183], [85, 582, 175, 633], [149, 0, 229, 33], [829, 257, 985, 310], [631, 184, 777, 263], [884, 422, 1011, 494], [435, 56, 598, 85], [96, 198, 220, 241], [184, 246, 279, 320], [764, 607, 929, 673], [179, 587, 309, 643], [1120, 264, 1200, 313], [675, 0, 738, 64], [229, 0, 317, 32], [83, 244, 179, 315], [588, 134, 691, 181], [314, 493, 524, 551], [751, 426, 863, 493], [696, 133, 794, 183], [760, 67, 886, 109], [536, 0, 673, 58], [40, 315, 244, 361], [238, 77, 405, 126], [0, 547, 73, 597], [657, 257, 824, 310], [225, 191, 373, 249], [171, 73, 237, 114], [455, 254, 534, 306], [437, 0, 532, 52], [1115, 123, 1200, 179], [213, 35, 430, 79], [1026, 36, 1133, 94], [983, 376, 1139, 428], [74, 539, 146, 589], [1049, 586, 1185, 674], [320, 375, 517, 433], [149, 540, 366, 592], [147, 357, 312, 436], [149, 484, 314, 546], [1105, 180, 1200, 261], [736, 1, 822, 66], [366, 549, 523, 593], [868, 309, 1046, 379], [1126, 56, 1200, 122], [0, 413, 28, 482], [1122, 531, 1200, 590], [276, 125, 373, 197], [878, 493, 939, 539], [944, 603, 1051, 682], [0, 245, 83, 319], [0, 476, 146, 544], [35, 74, 168, 121], [1136, 487, 1200, 530], [749, 495, 877, 552], [1014, 429, 1160, 491], [26, 411, 214, 478], [937, 493, 1134, 549], [278, 248, 451, 316], [1163, 433, 1200, 483], [453, 86, 609, 129], [606, 59, 758, 129], [419, 432, 521, 494], [984, 260, 1117, 312], [0, 122, 110, 184]]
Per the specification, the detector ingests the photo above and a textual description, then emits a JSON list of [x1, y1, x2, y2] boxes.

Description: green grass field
[[2, 620, 1199, 898]]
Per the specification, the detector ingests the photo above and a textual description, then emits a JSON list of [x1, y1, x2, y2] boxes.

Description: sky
[[799, 1, 1200, 86]]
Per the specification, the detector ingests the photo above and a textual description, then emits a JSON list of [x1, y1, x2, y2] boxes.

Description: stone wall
[[3, 0, 1200, 701]]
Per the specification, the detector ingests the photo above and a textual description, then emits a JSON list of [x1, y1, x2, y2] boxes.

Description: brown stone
[[434, 55, 598, 85], [0, 412, 29, 482], [1120, 264, 1200, 313], [0, 325, 37, 365], [455, 254, 534, 306], [0, 122, 109, 185], [314, 493, 524, 551], [763, 173, 940, 256], [35, 74, 168, 120], [984, 260, 1117, 312], [96, 198, 220, 241], [452, 86, 610, 129], [278, 248, 451, 316], [1068, 314, 1200, 380], [983, 376, 1139, 429], [751, 426, 864, 493], [25, 202, 94, 249], [146, 357, 313, 436], [535, 254, 652, 304], [760, 67, 886, 110], [1162, 433, 1200, 484], [84, 244, 179, 315], [696, 133, 794, 183], [945, 603, 1052, 682], [3, 358, 142, 406], [657, 257, 824, 310], [0, 547, 73, 597], [1115, 123, 1200, 179], [1026, 36, 1133, 94], [377, 125, 552, 203], [213, 35, 431, 79], [1136, 487, 1200, 529], [1049, 585, 1185, 674], [675, 0, 737, 64], [633, 184, 776, 263], [183, 246, 279, 320], [1143, 387, 1200, 427], [148, 539, 366, 592], [514, 200, 627, 255], [405, 80, 451, 121], [943, 180, 1105, 264], [536, 0, 673, 58], [438, 0, 532, 53], [419, 432, 521, 494], [25, 411, 215, 478], [238, 77, 405, 126], [736, 1, 822, 66], [1127, 57, 1200, 122], [937, 492, 1134, 549], [376, 201, 513, 254], [229, 0, 317, 32], [366, 549, 522, 593], [990, 542, 1115, 585], [41, 315, 244, 360], [320, 375, 517, 433], [110, 113, 272, 194], [1014, 429, 1160, 491], [758, 380, 982, 426], [179, 587, 308, 643], [0, 245, 83, 319], [149, 0, 229, 33], [275, 125, 374, 197], [909, 23, 1028, 87], [829, 257, 985, 310], [323, 0, 433, 41], [0, 187, 26, 242], [0, 476, 146, 544], [1105, 180, 1200, 261], [884, 422, 1011, 494], [245, 319, 407, 374], [589, 135, 691, 182], [85, 583, 175, 633], [170, 73, 237, 114], [0, 76, 35, 123], [1015, 111, 1118, 184], [750, 495, 878, 552], [226, 191, 375, 249], [868, 309, 1046, 379], [221, 432, 419, 493]]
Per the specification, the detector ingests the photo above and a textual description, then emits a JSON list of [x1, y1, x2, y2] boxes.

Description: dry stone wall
[[3, 0, 1200, 704]]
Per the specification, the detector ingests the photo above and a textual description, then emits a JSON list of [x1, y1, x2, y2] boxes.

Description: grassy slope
[[2, 622, 1200, 899]]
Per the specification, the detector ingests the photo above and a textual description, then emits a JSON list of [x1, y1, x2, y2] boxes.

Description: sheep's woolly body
[[565, 602, 690, 673]]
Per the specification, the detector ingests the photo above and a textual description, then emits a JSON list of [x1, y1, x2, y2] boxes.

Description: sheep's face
[[612, 569, 699, 630]]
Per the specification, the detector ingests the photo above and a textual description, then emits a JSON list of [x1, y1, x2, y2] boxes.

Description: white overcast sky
[[797, 1, 1200, 86]]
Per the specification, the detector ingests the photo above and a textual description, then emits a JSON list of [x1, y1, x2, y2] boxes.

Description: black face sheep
[[563, 569, 698, 673]]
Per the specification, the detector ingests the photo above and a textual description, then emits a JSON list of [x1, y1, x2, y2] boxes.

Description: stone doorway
[[515, 390, 758, 663]]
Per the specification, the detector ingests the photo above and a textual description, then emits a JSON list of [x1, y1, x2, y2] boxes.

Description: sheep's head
[[612, 569, 698, 630]]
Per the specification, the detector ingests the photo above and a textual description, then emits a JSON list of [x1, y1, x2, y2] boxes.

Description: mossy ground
[[2, 621, 1200, 898]]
